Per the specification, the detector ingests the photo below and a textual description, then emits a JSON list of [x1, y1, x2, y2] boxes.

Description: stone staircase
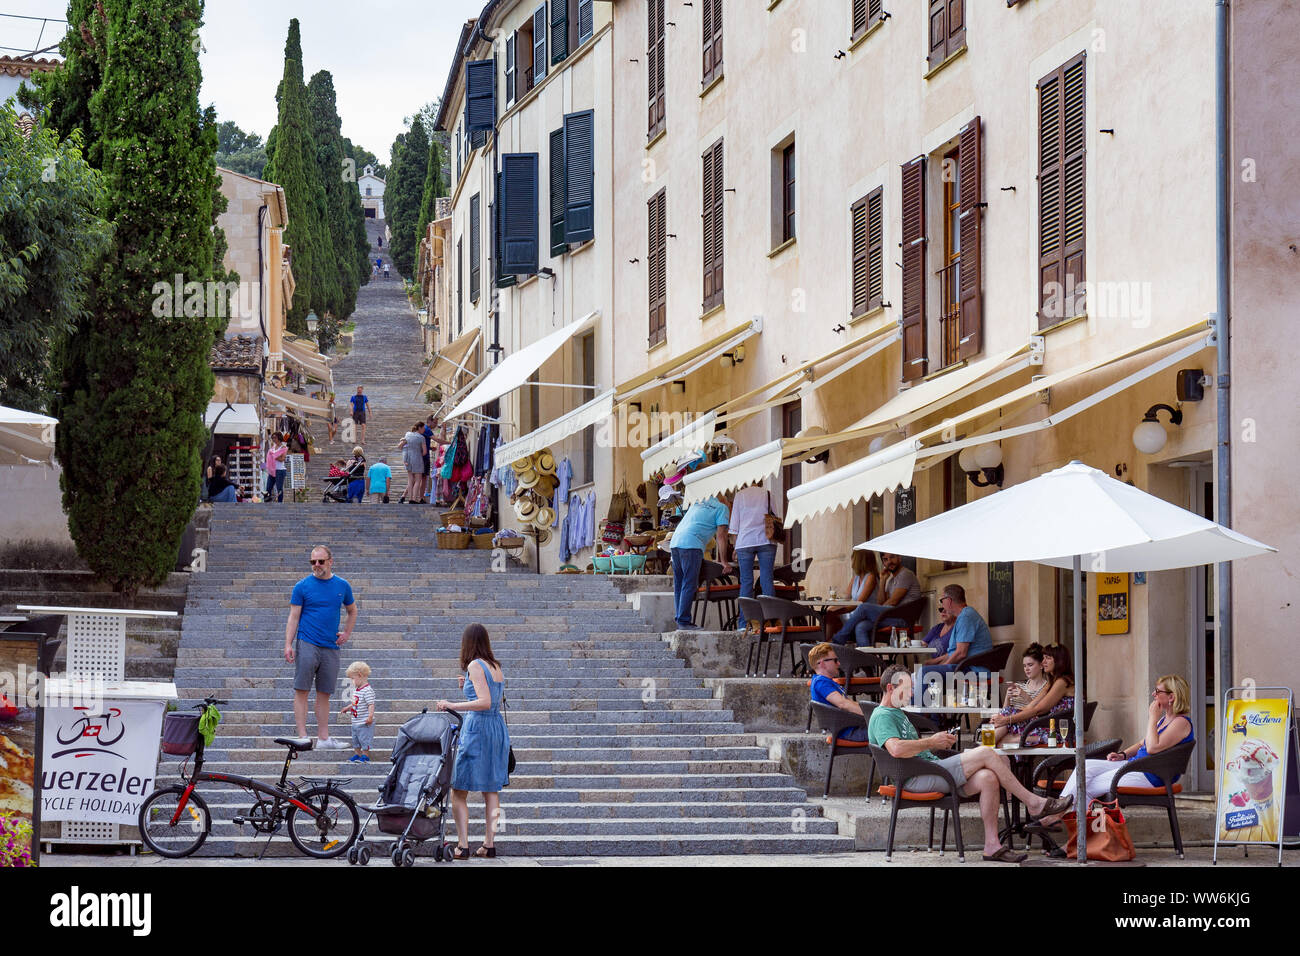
[[165, 505, 853, 855]]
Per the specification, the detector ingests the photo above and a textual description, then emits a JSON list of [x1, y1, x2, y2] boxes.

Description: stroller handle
[[441, 707, 464, 726]]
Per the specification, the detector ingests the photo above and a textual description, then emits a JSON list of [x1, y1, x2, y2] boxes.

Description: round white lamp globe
[[1132, 420, 1168, 455], [974, 443, 1003, 470], [957, 447, 980, 473]]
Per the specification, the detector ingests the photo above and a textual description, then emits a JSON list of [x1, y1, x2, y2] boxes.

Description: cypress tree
[[387, 116, 429, 280], [343, 140, 372, 292], [263, 19, 335, 338], [53, 0, 223, 595], [307, 70, 362, 341], [17, 0, 107, 148], [417, 132, 447, 255]]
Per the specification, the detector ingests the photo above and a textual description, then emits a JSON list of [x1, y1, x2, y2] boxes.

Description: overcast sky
[[2, 0, 484, 162]]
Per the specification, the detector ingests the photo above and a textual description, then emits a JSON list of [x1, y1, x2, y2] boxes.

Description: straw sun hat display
[[536, 450, 557, 476]]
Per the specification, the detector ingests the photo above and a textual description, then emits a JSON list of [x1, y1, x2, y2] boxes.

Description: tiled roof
[[0, 55, 61, 77], [210, 335, 263, 372]]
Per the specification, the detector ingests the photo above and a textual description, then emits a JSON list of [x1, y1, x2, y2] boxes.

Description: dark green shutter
[[465, 59, 496, 134], [500, 153, 540, 275], [563, 110, 594, 243], [534, 4, 549, 82], [549, 128, 566, 256], [551, 0, 568, 64], [469, 193, 481, 303], [578, 0, 594, 44]]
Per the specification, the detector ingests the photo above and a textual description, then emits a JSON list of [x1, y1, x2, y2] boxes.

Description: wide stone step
[[180, 816, 842, 839]]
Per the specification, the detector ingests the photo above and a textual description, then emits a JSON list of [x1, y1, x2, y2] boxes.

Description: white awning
[[616, 316, 762, 404], [0, 404, 57, 467], [417, 327, 480, 399], [682, 440, 785, 505], [282, 339, 333, 385], [781, 321, 1215, 525], [494, 389, 616, 469], [204, 403, 261, 436], [784, 443, 920, 526], [797, 328, 902, 399], [641, 411, 718, 479], [447, 311, 599, 419], [264, 386, 332, 422]]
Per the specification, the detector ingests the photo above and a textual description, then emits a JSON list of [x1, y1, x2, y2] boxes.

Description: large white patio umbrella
[[0, 405, 58, 466], [862, 460, 1275, 863]]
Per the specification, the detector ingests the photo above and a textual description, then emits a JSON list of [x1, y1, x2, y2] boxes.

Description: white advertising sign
[[41, 700, 164, 825]]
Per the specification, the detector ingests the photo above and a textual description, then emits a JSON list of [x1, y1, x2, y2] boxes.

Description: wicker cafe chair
[[870, 744, 978, 861], [1023, 736, 1119, 856], [811, 701, 877, 798], [756, 595, 823, 677], [693, 560, 739, 630], [1019, 699, 1099, 748], [739, 597, 768, 677], [1107, 739, 1196, 858], [961, 641, 1015, 677]]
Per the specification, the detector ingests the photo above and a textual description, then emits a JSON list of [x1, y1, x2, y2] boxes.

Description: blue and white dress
[[451, 659, 511, 792]]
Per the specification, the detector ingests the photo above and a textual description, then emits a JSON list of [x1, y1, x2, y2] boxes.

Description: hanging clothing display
[[475, 423, 498, 476], [553, 458, 573, 528]]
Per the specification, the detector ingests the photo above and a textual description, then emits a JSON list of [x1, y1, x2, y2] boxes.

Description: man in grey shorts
[[284, 545, 357, 749], [868, 664, 1072, 863]]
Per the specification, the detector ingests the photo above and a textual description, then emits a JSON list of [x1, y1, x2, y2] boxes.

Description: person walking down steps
[[284, 545, 356, 750]]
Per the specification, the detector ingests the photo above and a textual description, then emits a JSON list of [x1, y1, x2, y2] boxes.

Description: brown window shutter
[[702, 0, 722, 84], [702, 139, 724, 311], [901, 156, 927, 381], [1038, 53, 1085, 327], [648, 189, 667, 346], [947, 0, 966, 55], [957, 115, 982, 360], [852, 0, 868, 39], [850, 196, 869, 317], [866, 186, 884, 312], [928, 0, 947, 68], [648, 0, 665, 137]]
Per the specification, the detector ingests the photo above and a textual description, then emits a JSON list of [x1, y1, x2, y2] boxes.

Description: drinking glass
[[1059, 718, 1071, 744]]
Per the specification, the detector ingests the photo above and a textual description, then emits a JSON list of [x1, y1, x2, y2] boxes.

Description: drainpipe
[[257, 204, 268, 379], [1214, 0, 1232, 695]]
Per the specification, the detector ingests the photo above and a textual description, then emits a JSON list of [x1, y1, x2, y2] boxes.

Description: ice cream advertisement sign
[[1217, 698, 1290, 846]]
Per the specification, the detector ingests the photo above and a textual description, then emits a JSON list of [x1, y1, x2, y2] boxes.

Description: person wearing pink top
[[265, 431, 289, 503]]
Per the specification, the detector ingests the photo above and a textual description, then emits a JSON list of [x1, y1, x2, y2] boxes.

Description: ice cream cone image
[[1221, 737, 1280, 843]]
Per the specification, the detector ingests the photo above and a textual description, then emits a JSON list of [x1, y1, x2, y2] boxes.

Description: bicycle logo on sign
[[52, 706, 127, 758]]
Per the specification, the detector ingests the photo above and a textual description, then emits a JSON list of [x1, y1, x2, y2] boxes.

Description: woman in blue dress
[[436, 624, 510, 859]]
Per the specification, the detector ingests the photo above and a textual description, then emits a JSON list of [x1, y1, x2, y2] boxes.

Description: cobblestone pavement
[[309, 218, 431, 497]]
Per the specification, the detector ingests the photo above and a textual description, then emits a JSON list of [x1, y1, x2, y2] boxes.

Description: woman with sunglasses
[[1031, 674, 1194, 831]]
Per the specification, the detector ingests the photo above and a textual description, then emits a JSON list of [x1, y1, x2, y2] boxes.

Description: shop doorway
[[1188, 463, 1216, 791]]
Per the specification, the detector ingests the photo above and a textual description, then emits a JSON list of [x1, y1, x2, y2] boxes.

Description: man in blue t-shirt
[[349, 386, 370, 445], [919, 584, 993, 688], [668, 492, 732, 630], [808, 643, 869, 741], [284, 545, 357, 748]]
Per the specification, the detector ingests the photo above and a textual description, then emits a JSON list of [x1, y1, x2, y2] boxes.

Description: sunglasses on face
[[310, 559, 329, 566]]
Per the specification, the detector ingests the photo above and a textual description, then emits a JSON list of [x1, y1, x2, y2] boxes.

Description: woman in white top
[[730, 483, 778, 631], [823, 549, 879, 640]]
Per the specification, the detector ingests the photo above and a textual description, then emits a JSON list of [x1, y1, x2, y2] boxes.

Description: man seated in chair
[[918, 584, 993, 686], [808, 642, 869, 740], [830, 552, 920, 646], [868, 664, 1071, 863]]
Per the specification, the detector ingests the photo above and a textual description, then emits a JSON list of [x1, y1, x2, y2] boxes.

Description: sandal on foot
[[1038, 795, 1073, 817], [474, 845, 496, 858], [983, 846, 1028, 864], [451, 845, 471, 860]]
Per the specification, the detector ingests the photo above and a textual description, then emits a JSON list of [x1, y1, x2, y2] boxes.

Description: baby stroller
[[348, 709, 462, 867], [321, 472, 350, 503]]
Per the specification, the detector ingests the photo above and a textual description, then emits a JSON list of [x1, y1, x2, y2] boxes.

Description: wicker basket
[[624, 533, 653, 547], [472, 531, 496, 550], [437, 530, 471, 549], [440, 495, 467, 526], [493, 536, 525, 550]]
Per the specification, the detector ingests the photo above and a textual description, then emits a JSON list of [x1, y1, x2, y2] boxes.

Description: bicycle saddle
[[274, 736, 315, 752]]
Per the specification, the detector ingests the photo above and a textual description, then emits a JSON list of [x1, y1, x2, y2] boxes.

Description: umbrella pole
[[1074, 553, 1087, 864]]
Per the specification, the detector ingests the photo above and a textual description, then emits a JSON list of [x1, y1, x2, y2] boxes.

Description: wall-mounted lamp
[[958, 443, 1004, 488], [628, 403, 642, 415], [538, 267, 556, 279], [720, 345, 745, 368], [670, 380, 686, 395], [1132, 403, 1182, 455]]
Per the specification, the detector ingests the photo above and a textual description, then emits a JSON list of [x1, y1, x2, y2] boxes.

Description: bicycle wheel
[[286, 785, 359, 859], [138, 785, 210, 858]]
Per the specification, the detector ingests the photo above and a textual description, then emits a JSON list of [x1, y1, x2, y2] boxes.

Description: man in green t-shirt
[[868, 664, 1072, 863]]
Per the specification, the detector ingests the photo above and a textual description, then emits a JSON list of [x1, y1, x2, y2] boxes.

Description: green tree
[[263, 18, 335, 339], [215, 120, 267, 178], [417, 133, 447, 259], [54, 0, 224, 595], [0, 107, 111, 412], [16, 0, 108, 148], [386, 115, 429, 280], [307, 70, 363, 348]]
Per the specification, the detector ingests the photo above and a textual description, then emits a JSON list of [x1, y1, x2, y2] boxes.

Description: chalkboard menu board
[[988, 562, 1015, 628], [893, 486, 917, 573]]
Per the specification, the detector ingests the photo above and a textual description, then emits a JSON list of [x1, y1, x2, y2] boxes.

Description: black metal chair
[[1107, 739, 1196, 858], [871, 595, 928, 643], [869, 744, 977, 861], [692, 560, 738, 629], [810, 700, 877, 798], [756, 595, 823, 677], [961, 641, 1015, 677], [773, 560, 812, 586], [739, 597, 767, 677], [1018, 699, 1099, 748], [3, 615, 64, 673]]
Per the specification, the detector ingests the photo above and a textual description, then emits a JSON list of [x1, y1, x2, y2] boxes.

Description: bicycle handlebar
[[194, 697, 228, 709]]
